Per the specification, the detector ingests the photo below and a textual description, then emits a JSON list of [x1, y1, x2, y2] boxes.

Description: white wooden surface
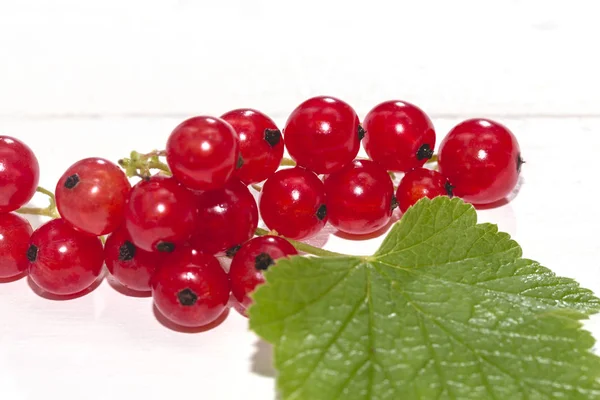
[[1, 1, 599, 399]]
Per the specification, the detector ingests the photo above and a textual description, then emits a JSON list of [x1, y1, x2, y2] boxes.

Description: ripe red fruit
[[190, 179, 258, 256], [0, 136, 40, 213], [362, 100, 436, 172], [396, 168, 452, 213], [259, 167, 328, 240], [283, 96, 361, 174], [0, 212, 33, 279], [166, 116, 240, 191], [221, 109, 284, 184], [229, 235, 297, 313], [27, 219, 104, 296], [438, 118, 522, 205], [56, 158, 131, 236], [324, 159, 395, 235], [104, 225, 159, 292], [125, 175, 198, 253], [151, 250, 230, 328]]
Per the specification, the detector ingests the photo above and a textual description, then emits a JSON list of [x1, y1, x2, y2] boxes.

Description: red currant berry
[[221, 109, 284, 184], [229, 235, 297, 312], [152, 250, 230, 328], [27, 219, 104, 296], [104, 225, 158, 292], [0, 136, 40, 213], [0, 212, 33, 279], [125, 175, 198, 253], [438, 118, 522, 205], [283, 96, 361, 174], [166, 116, 240, 191], [362, 100, 436, 172], [190, 179, 258, 256], [259, 167, 327, 240], [324, 159, 394, 235], [396, 168, 453, 213], [55, 158, 131, 236]]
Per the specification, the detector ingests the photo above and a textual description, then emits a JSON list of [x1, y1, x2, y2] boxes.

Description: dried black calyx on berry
[[27, 245, 38, 262], [156, 242, 175, 253], [264, 129, 282, 147], [118, 241, 136, 261], [416, 144, 434, 160], [226, 244, 242, 258], [177, 288, 198, 306], [517, 153, 525, 173], [64, 174, 80, 189], [255, 252, 275, 271], [358, 125, 366, 141], [390, 195, 398, 211], [316, 204, 327, 221], [444, 181, 454, 198], [236, 155, 244, 170]]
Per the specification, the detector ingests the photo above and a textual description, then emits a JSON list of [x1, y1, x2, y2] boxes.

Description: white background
[[1, 1, 599, 399]]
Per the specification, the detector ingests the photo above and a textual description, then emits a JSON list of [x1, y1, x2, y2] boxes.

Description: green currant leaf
[[249, 197, 600, 400]]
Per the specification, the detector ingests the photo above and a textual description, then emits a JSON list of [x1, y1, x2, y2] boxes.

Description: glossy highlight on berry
[[259, 167, 328, 240], [190, 179, 258, 256], [28, 218, 104, 296], [0, 212, 33, 279], [362, 100, 436, 172], [0, 136, 40, 213], [396, 168, 452, 213], [166, 116, 240, 190], [56, 157, 131, 236], [124, 175, 198, 252], [152, 249, 230, 328], [229, 235, 298, 312], [283, 96, 361, 174], [438, 118, 521, 205], [324, 159, 394, 235], [221, 109, 284, 184]]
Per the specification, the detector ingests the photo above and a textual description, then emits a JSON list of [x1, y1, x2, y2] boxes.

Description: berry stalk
[[118, 150, 171, 178], [280, 157, 296, 167], [254, 227, 344, 257], [426, 154, 438, 163], [16, 186, 59, 219]]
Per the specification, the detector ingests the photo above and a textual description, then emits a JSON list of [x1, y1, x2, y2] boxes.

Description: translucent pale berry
[[152, 249, 230, 328], [0, 136, 40, 213], [283, 96, 361, 174], [259, 167, 327, 240], [362, 100, 436, 172], [125, 175, 198, 253], [221, 109, 284, 184], [27, 219, 104, 296], [438, 118, 522, 205], [229, 235, 297, 313], [104, 225, 159, 292], [190, 179, 258, 256], [166, 116, 240, 190], [0, 212, 33, 279], [324, 159, 394, 235], [396, 168, 452, 213], [56, 158, 131, 236]]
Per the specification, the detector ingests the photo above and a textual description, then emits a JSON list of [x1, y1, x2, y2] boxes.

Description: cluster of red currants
[[0, 96, 522, 329]]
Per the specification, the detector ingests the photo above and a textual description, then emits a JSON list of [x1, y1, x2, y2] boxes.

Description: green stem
[[16, 186, 59, 219], [255, 227, 345, 257], [426, 154, 438, 164], [147, 161, 171, 174], [280, 157, 296, 167], [119, 150, 171, 178]]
